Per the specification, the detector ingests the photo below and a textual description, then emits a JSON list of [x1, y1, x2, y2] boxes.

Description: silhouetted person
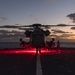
[[47, 38, 55, 50], [20, 38, 25, 47], [56, 40, 60, 52], [20, 38, 25, 44]]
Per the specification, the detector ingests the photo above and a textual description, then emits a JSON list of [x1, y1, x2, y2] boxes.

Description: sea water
[[0, 42, 75, 49], [0, 42, 20, 49]]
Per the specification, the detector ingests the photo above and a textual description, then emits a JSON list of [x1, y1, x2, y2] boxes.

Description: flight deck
[[0, 48, 75, 75]]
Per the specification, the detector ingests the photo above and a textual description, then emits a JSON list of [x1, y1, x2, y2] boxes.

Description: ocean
[[0, 42, 20, 49], [0, 42, 75, 49]]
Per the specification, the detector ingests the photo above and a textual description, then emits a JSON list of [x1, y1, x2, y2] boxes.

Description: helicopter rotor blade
[[0, 25, 21, 28], [0, 24, 75, 29], [19, 27, 34, 30]]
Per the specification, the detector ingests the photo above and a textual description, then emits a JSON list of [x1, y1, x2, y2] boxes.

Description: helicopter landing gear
[[36, 48, 41, 54]]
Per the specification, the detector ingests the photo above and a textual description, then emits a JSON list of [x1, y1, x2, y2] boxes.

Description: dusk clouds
[[71, 27, 75, 30], [51, 29, 69, 33], [0, 17, 7, 22], [0, 29, 25, 42], [67, 13, 75, 23], [47, 0, 56, 2]]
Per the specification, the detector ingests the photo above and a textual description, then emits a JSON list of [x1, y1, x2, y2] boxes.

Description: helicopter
[[19, 23, 56, 53]]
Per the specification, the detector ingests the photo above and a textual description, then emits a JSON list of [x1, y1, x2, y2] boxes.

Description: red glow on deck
[[0, 48, 36, 54], [0, 48, 75, 55], [40, 49, 61, 54]]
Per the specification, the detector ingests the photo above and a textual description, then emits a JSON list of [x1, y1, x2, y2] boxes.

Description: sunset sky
[[0, 0, 75, 25], [0, 0, 75, 42]]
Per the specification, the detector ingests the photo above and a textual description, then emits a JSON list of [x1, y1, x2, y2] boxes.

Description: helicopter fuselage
[[30, 33, 45, 49], [20, 23, 55, 52]]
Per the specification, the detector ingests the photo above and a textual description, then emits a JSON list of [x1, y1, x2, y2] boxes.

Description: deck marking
[[36, 53, 43, 75]]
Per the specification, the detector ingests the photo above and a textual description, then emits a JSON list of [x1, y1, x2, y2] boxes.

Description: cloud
[[60, 34, 75, 37], [59, 34, 75, 40], [0, 24, 31, 29], [48, 0, 56, 2], [48, 34, 58, 38], [0, 17, 7, 22], [71, 27, 75, 30], [57, 24, 67, 26], [51, 29, 69, 33], [0, 30, 9, 33], [67, 13, 75, 23], [0, 30, 23, 33], [0, 33, 25, 38], [0, 25, 20, 28], [0, 32, 25, 42], [14, 24, 20, 25], [0, 30, 25, 38]]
